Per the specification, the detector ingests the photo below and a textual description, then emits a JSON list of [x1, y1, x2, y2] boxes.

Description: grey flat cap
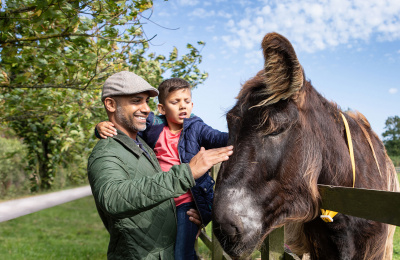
[[101, 71, 159, 101]]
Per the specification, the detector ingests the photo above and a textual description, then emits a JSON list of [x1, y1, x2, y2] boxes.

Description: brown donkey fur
[[212, 32, 399, 260]]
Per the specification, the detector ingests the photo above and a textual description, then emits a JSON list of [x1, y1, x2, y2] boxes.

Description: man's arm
[[88, 154, 195, 219], [88, 146, 233, 219]]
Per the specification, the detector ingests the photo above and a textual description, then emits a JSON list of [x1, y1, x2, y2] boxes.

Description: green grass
[[0, 196, 108, 260], [394, 227, 400, 259], [0, 195, 398, 260]]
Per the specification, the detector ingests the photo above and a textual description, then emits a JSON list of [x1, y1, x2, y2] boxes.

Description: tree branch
[[0, 0, 80, 15], [1, 82, 90, 89], [0, 32, 156, 45]]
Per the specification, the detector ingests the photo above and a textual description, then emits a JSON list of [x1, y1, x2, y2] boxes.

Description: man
[[87, 71, 233, 260]]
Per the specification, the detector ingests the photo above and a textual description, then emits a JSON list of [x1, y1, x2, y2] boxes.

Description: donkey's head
[[212, 33, 325, 258]]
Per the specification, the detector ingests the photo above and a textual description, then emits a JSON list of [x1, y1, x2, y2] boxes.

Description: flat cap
[[101, 71, 159, 101]]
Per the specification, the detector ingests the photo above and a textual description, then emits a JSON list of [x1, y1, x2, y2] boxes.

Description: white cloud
[[389, 88, 398, 94], [190, 8, 215, 17], [190, 8, 232, 19], [178, 0, 200, 6], [208, 53, 216, 60], [205, 25, 215, 32], [221, 0, 400, 53], [244, 50, 263, 65], [221, 35, 241, 49], [217, 11, 232, 19]]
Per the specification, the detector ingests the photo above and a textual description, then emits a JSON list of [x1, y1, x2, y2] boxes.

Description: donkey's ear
[[261, 32, 304, 105]]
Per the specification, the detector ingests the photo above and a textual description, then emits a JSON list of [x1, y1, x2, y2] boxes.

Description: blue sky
[[142, 0, 400, 138]]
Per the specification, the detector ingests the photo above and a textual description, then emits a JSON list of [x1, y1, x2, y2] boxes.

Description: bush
[[0, 136, 30, 199], [389, 155, 400, 167], [0, 131, 91, 199]]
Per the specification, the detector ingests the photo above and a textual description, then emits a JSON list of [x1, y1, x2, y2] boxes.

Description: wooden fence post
[[211, 229, 224, 260], [261, 227, 285, 260], [211, 164, 224, 260]]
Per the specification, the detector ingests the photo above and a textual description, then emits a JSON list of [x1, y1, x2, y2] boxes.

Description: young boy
[[96, 78, 228, 260]]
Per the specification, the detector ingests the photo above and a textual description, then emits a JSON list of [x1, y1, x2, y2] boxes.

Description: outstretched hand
[[189, 146, 233, 179]]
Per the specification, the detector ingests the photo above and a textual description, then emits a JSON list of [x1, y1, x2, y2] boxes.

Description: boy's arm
[[95, 121, 117, 139], [94, 112, 154, 141], [198, 122, 229, 149]]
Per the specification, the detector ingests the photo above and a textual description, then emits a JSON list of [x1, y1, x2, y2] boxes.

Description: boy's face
[[157, 88, 193, 132]]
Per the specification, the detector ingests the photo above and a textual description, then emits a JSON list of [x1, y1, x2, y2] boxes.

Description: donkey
[[212, 32, 399, 260]]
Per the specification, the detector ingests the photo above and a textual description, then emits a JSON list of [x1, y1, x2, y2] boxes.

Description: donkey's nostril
[[222, 221, 243, 237], [214, 213, 244, 240]]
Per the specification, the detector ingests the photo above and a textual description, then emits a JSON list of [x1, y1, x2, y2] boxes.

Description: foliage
[[383, 116, 400, 157], [390, 156, 400, 167], [0, 0, 208, 191], [0, 135, 29, 197]]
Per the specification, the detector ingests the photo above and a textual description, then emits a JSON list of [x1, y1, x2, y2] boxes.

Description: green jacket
[[87, 130, 195, 260]]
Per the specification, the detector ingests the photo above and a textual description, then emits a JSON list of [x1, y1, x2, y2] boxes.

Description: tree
[[382, 116, 400, 157], [0, 0, 208, 191]]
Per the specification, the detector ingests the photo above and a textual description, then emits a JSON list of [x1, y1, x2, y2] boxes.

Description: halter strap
[[320, 113, 355, 223], [341, 113, 356, 188]]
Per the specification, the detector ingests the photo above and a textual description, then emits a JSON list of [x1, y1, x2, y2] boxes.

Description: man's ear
[[157, 103, 165, 115], [104, 97, 117, 113]]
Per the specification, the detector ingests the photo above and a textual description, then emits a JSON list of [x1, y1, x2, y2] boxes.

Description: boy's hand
[[189, 146, 233, 179], [96, 121, 117, 139], [187, 208, 201, 226], [187, 208, 202, 239]]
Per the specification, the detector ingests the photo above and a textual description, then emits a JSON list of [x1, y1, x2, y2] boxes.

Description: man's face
[[114, 92, 151, 134], [157, 88, 193, 132]]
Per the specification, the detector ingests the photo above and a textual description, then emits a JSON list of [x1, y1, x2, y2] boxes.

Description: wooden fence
[[197, 165, 400, 260]]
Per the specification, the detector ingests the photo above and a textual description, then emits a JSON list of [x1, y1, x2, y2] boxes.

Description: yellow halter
[[320, 113, 355, 223], [320, 113, 382, 222]]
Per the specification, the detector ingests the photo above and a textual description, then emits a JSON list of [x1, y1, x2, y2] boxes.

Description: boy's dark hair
[[158, 78, 191, 105]]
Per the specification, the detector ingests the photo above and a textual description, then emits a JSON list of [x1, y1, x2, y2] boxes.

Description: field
[[0, 196, 108, 260], [0, 196, 398, 259]]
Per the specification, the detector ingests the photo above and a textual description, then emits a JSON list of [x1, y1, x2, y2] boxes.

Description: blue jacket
[[139, 112, 228, 226]]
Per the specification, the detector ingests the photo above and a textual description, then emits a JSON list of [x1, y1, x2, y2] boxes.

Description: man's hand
[[189, 146, 233, 179], [96, 121, 117, 139]]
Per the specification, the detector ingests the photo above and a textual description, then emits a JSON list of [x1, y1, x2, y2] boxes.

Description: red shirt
[[154, 126, 193, 206]]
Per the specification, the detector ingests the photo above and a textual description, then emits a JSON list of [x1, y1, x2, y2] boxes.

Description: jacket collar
[[112, 129, 144, 157]]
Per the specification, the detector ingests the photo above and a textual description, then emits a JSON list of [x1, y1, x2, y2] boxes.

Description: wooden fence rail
[[198, 165, 400, 260]]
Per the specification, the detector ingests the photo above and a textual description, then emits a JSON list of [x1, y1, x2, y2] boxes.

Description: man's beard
[[116, 106, 147, 133]]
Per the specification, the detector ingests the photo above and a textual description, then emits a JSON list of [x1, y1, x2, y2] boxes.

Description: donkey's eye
[[268, 131, 280, 136], [268, 127, 284, 136]]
